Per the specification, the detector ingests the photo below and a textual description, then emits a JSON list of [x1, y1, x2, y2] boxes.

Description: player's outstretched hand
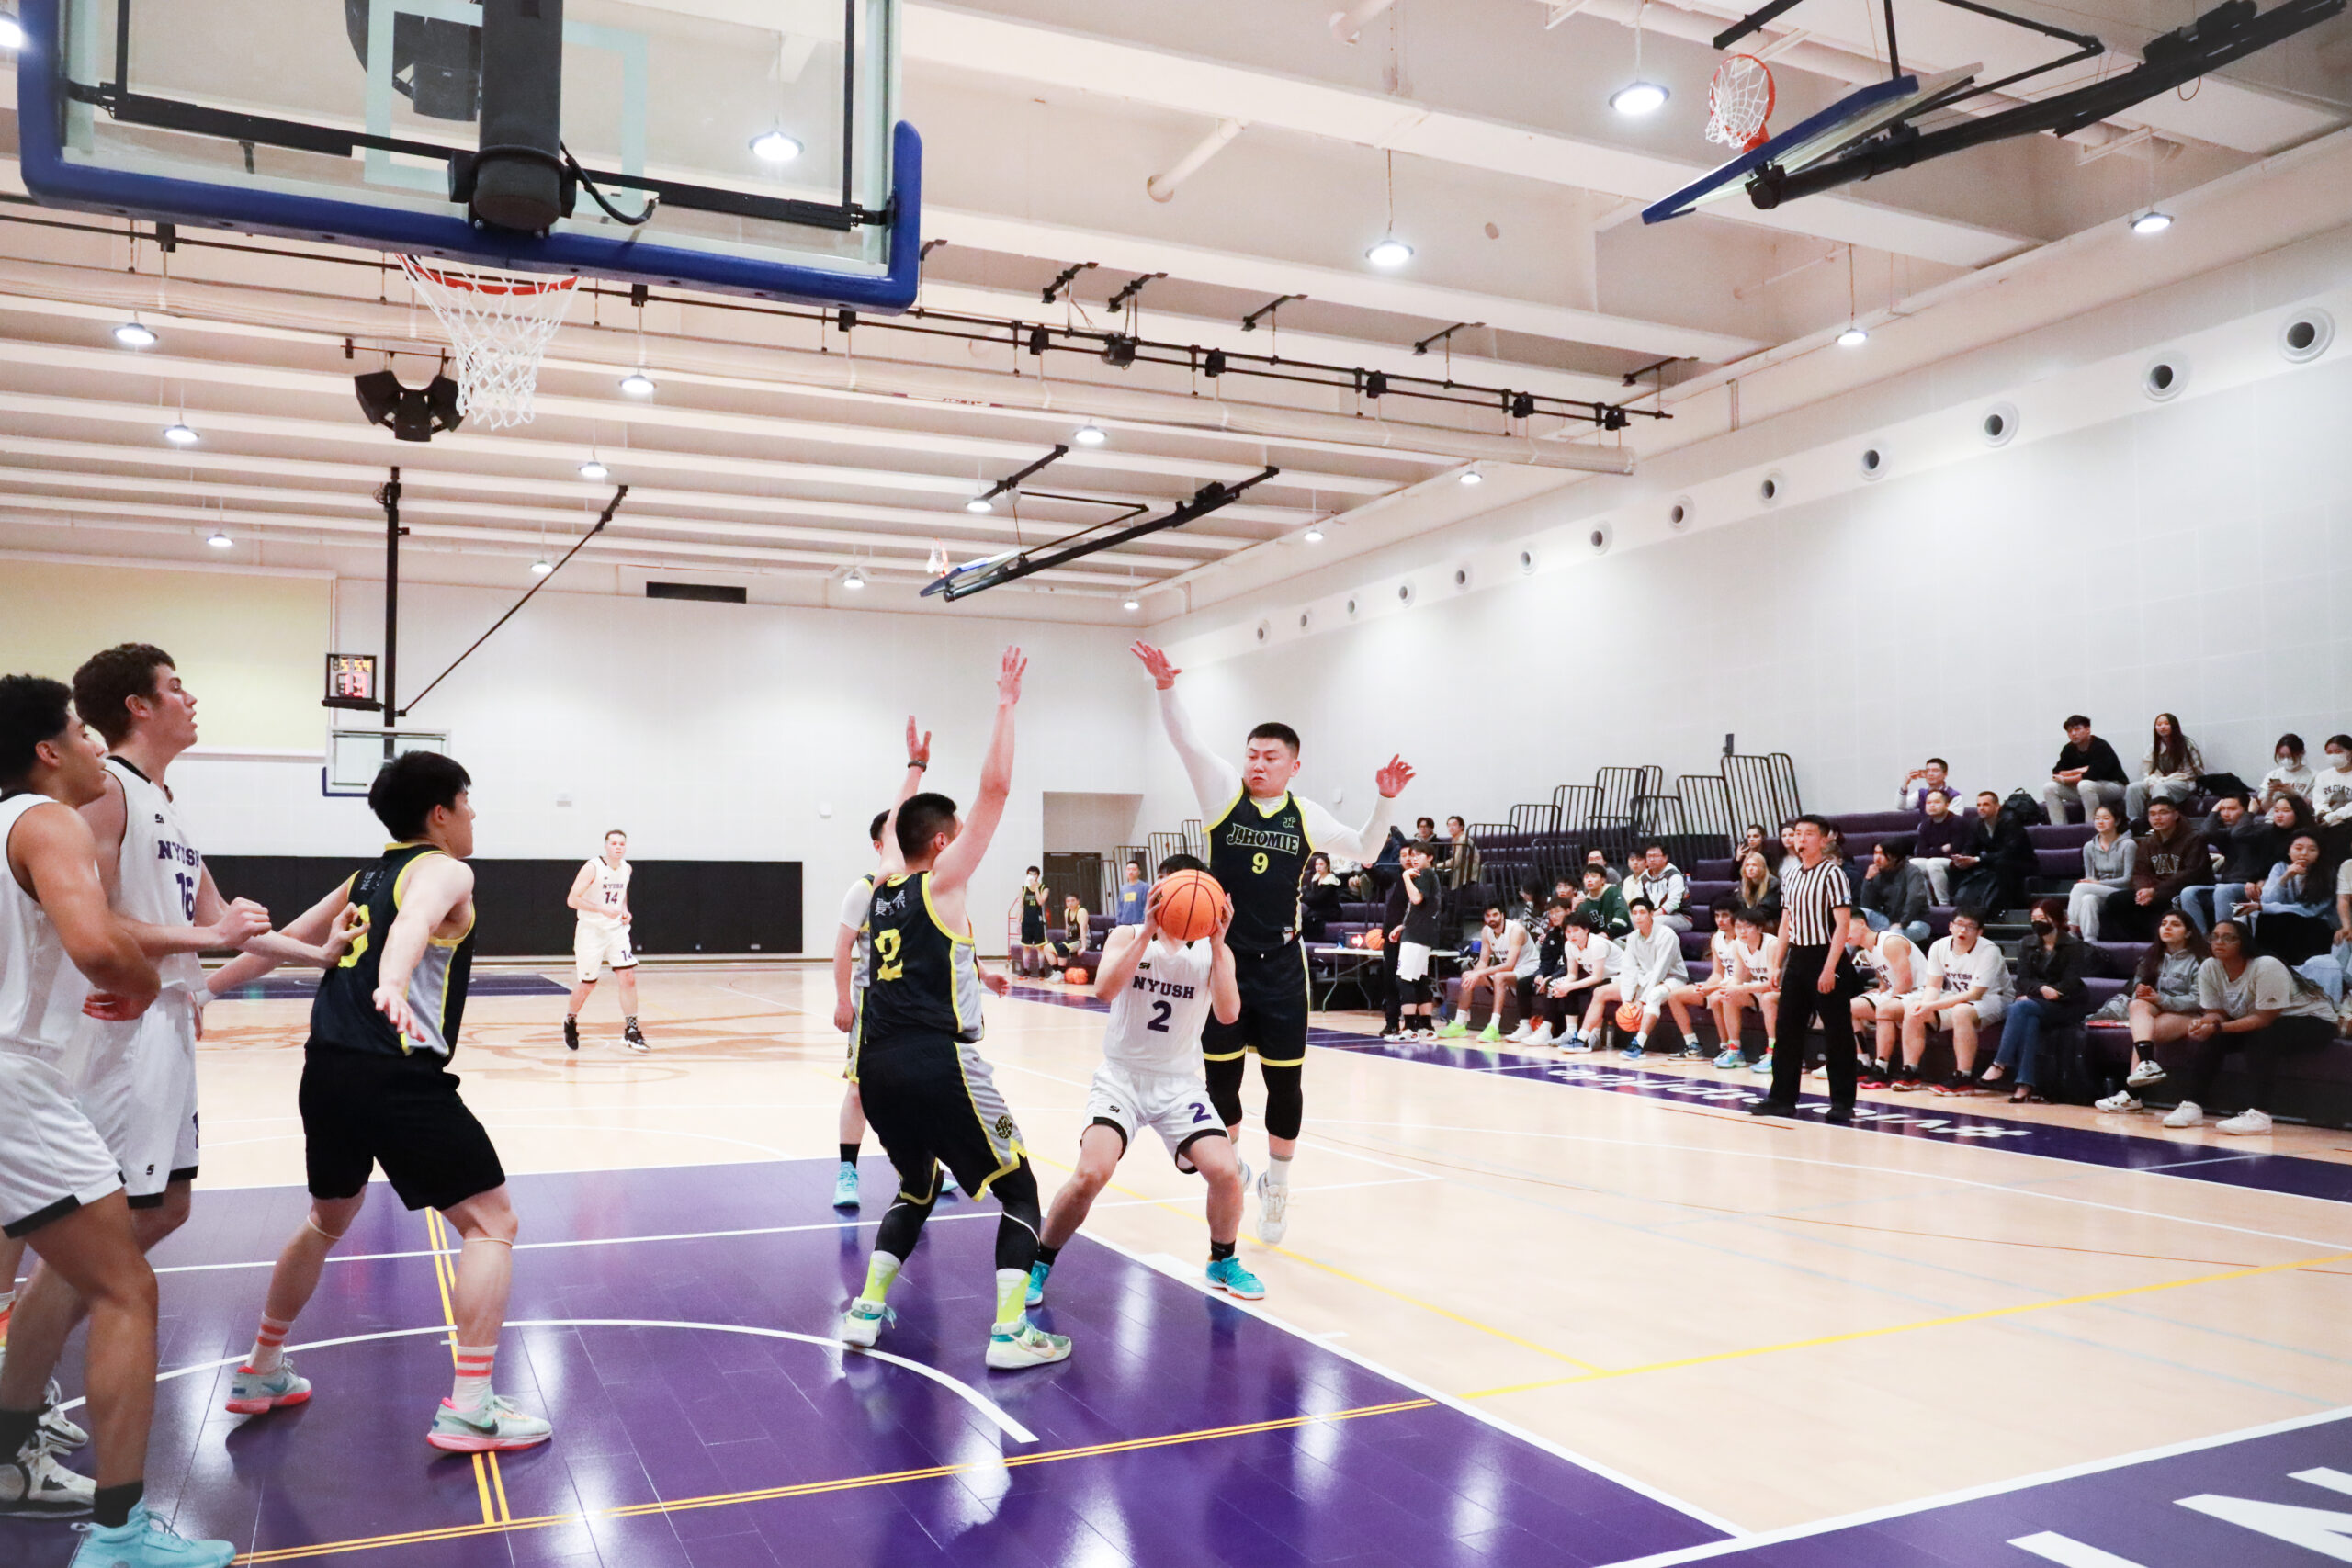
[[906, 716, 932, 769], [213, 897, 273, 950], [374, 983, 418, 1038], [1139, 886, 1163, 943], [1374, 754, 1416, 799], [980, 964, 1011, 998], [1214, 891, 1235, 943], [997, 647, 1027, 705], [1130, 641, 1181, 690]]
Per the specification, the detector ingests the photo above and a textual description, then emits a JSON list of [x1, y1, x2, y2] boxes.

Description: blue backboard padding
[[1641, 73, 1917, 226], [16, 0, 922, 311]]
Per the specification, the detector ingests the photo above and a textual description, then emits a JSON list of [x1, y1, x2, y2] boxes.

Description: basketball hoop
[[1706, 54, 1776, 152], [397, 255, 580, 429]]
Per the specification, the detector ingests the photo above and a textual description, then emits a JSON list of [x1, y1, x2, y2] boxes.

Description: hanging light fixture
[[1611, 1, 1670, 116], [206, 527, 232, 548], [113, 320, 157, 349], [1073, 423, 1108, 446], [1835, 246, 1868, 346], [750, 128, 803, 164], [530, 557, 554, 576], [2131, 209, 2173, 235], [842, 564, 867, 591], [1364, 150, 1414, 268], [579, 458, 609, 480], [164, 422, 199, 446]]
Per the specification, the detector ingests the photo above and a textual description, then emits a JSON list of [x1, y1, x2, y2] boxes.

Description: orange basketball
[[1362, 928, 1386, 950], [1614, 1001, 1644, 1032], [1153, 869, 1225, 942], [1064, 967, 1089, 987]]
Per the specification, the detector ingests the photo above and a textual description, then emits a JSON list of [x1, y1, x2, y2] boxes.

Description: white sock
[[451, 1343, 497, 1409], [248, 1314, 293, 1374], [1685, 1033, 1701, 1048], [1267, 1155, 1292, 1190]]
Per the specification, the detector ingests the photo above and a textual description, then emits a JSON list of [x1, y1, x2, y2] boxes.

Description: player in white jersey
[[1025, 856, 1262, 1308], [829, 809, 889, 1212], [1718, 908, 1782, 1073], [563, 829, 645, 1053], [0, 673, 241, 1566]]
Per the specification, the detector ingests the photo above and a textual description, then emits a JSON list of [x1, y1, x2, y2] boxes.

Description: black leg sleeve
[[874, 1170, 941, 1262], [1205, 1050, 1247, 1130], [991, 1159, 1043, 1274], [1260, 1060, 1304, 1141]]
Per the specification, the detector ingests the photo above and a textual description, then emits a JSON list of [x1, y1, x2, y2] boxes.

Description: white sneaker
[[1505, 1022, 1533, 1043], [984, 1320, 1072, 1370], [839, 1299, 892, 1348], [2125, 1057, 2166, 1088], [38, 1381, 86, 1452], [2216, 1109, 2273, 1136], [2094, 1089, 2143, 1113], [1, 1436, 93, 1517], [1523, 1023, 1554, 1046], [1255, 1171, 1290, 1246], [2162, 1100, 2204, 1129]]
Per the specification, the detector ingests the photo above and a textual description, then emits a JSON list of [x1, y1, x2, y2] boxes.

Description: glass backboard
[[17, 0, 920, 309]]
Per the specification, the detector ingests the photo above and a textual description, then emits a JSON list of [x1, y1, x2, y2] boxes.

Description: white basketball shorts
[[1396, 941, 1432, 982], [0, 1048, 124, 1237], [1904, 988, 2007, 1029], [574, 919, 636, 983], [1084, 1062, 1223, 1164], [67, 990, 200, 1205]]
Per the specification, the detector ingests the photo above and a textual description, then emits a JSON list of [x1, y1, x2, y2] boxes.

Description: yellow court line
[[1466, 1247, 2352, 1400], [232, 1397, 1434, 1564], [421, 1210, 503, 1527]]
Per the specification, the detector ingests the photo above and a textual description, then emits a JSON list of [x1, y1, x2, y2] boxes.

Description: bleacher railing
[[1723, 753, 1803, 847]]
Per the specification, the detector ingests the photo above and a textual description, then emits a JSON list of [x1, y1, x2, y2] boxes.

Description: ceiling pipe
[[1148, 118, 1248, 202], [1330, 0, 1399, 44]]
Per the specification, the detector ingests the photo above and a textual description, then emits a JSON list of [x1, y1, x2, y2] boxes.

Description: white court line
[[51, 1317, 1036, 1445], [1600, 1404, 2352, 1566], [2008, 1534, 2148, 1567]]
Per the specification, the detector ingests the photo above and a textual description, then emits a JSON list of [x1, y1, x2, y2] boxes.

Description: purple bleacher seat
[[2032, 848, 2079, 878], [1677, 929, 1712, 960], [1926, 906, 1954, 939], [1694, 859, 1739, 881], [2029, 822, 2096, 850], [1684, 880, 1736, 909], [1829, 811, 1922, 838]]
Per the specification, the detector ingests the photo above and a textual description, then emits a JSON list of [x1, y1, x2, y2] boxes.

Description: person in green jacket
[[1573, 863, 1632, 938]]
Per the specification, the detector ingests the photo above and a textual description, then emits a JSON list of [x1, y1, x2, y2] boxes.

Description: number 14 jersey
[[1102, 935, 1215, 1076]]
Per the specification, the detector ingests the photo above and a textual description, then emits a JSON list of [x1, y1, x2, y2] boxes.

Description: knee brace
[[1205, 1051, 1247, 1130], [1259, 1060, 1304, 1142]]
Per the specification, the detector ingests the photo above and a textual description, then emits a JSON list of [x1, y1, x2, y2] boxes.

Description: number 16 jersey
[[1102, 935, 1215, 1076]]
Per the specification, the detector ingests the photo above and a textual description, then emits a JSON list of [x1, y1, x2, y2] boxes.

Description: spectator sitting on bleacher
[[1951, 791, 2032, 914], [1741, 824, 1769, 860], [1849, 917, 1928, 1087], [2312, 854, 2352, 1007], [1114, 859, 1148, 927], [2102, 797, 2208, 942], [1574, 863, 1632, 937], [1047, 895, 1089, 976], [1634, 843, 1692, 932], [2256, 831, 2337, 966], [1912, 788, 1969, 905], [1736, 850, 1780, 922], [2126, 712, 2206, 826], [2042, 714, 2130, 825], [2315, 735, 2352, 844], [1444, 815, 1480, 889], [1541, 910, 1618, 1052], [1718, 907, 1781, 1072], [1593, 898, 1693, 1061], [1858, 840, 1932, 945], [1393, 843, 1444, 1040], [1979, 897, 2094, 1105], [1893, 908, 2012, 1094], [1438, 902, 1535, 1043], [1668, 897, 1743, 1063], [2160, 919, 2342, 1135], [2066, 805, 2136, 942], [1776, 821, 1801, 882], [2181, 794, 2273, 934], [1507, 900, 1574, 1045], [1897, 757, 1957, 815], [1621, 848, 1647, 910], [2094, 911, 2210, 1111], [1300, 852, 1345, 942], [2261, 734, 2314, 807], [1509, 879, 1545, 941]]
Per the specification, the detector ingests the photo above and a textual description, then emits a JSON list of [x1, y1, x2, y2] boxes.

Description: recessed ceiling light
[[578, 460, 609, 480], [112, 321, 157, 348], [205, 529, 232, 548], [0, 13, 23, 51], [1837, 326, 1869, 347], [164, 423, 198, 446], [1459, 469, 1484, 486], [1074, 423, 1107, 446], [750, 129, 803, 164], [1364, 236, 1414, 268], [1610, 81, 1669, 116], [2132, 209, 2173, 235], [530, 557, 554, 576], [619, 369, 657, 396], [1303, 526, 1325, 544]]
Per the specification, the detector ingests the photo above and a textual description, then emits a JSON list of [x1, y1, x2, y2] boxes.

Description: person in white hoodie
[[1589, 899, 1690, 1060], [2313, 734, 2352, 832]]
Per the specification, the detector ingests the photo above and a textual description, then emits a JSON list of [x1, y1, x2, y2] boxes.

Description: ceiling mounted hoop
[[397, 255, 581, 430], [1706, 54, 1777, 152]]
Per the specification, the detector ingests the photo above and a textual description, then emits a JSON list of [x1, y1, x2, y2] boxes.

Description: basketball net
[[1705, 53, 1776, 152], [398, 255, 580, 429]]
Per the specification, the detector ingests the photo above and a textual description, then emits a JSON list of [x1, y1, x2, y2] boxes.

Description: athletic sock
[[0, 1287, 14, 1343], [1035, 1243, 1060, 1267], [451, 1344, 496, 1410], [1266, 1155, 1292, 1190], [1208, 1239, 1236, 1263], [1684, 1033, 1701, 1050], [838, 1144, 860, 1168], [858, 1251, 903, 1306], [247, 1313, 293, 1373], [0, 1404, 38, 1458], [625, 1014, 639, 1028], [91, 1480, 143, 1531], [992, 1269, 1028, 1333]]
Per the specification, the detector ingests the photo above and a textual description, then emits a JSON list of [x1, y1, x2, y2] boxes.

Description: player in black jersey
[[201, 751, 552, 1452], [1132, 642, 1413, 1244], [838, 649, 1071, 1371]]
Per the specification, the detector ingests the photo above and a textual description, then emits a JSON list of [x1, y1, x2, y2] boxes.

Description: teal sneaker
[[1025, 1261, 1051, 1308], [831, 1164, 860, 1210], [936, 1167, 961, 1201], [1433, 1019, 1469, 1039], [1713, 1045, 1746, 1069], [984, 1319, 1072, 1370], [425, 1393, 552, 1453], [223, 1359, 311, 1416], [68, 1503, 234, 1568], [1750, 1049, 1776, 1076], [1205, 1256, 1265, 1301]]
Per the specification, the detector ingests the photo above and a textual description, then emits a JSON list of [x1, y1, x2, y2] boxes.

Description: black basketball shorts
[[299, 1044, 506, 1213], [1202, 943, 1310, 1067], [855, 1031, 1027, 1201]]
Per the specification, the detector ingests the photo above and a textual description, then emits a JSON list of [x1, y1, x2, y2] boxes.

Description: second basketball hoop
[[1706, 54, 1777, 152]]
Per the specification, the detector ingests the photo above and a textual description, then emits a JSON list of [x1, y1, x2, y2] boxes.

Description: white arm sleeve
[[837, 875, 872, 933], [1298, 791, 1396, 866], [1155, 685, 1242, 819]]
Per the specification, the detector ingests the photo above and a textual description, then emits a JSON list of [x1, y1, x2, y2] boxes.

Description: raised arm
[[875, 716, 933, 880], [13, 801, 157, 1015], [1134, 642, 1239, 817], [1298, 753, 1413, 864], [373, 855, 473, 1040], [930, 650, 1023, 898]]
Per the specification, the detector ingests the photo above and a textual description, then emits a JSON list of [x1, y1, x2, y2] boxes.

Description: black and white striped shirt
[[1780, 855, 1852, 946]]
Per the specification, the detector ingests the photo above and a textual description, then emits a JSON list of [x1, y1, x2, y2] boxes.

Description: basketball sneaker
[[985, 1320, 1072, 1370], [1255, 1171, 1290, 1246], [1622, 1043, 1645, 1060], [841, 1299, 893, 1348], [426, 1393, 552, 1452], [223, 1359, 311, 1416], [38, 1382, 87, 1452], [624, 1022, 649, 1054], [1, 1435, 90, 1517], [937, 1168, 961, 1201], [2217, 1109, 2273, 1136], [1206, 1257, 1266, 1300], [2163, 1100, 2204, 1128], [1476, 1023, 1502, 1043], [562, 1016, 579, 1052], [1433, 1019, 1469, 1039], [1504, 1021, 1534, 1043], [1749, 1049, 1774, 1077], [67, 1502, 235, 1567], [832, 1164, 860, 1210], [2094, 1089, 2143, 1113], [1523, 1023, 1554, 1046], [1025, 1261, 1051, 1308], [2125, 1057, 2166, 1088], [1713, 1045, 1745, 1069]]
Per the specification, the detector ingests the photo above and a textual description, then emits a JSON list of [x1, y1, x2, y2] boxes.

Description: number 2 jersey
[[312, 842, 476, 1058], [1101, 935, 1215, 1077], [859, 870, 986, 1047]]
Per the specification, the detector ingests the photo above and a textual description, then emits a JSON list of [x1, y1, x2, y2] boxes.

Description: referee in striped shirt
[[1751, 814, 1862, 1123]]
